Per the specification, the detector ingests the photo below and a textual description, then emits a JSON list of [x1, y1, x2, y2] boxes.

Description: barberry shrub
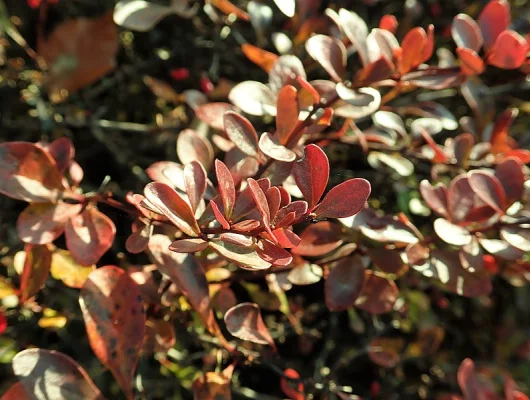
[[1, 0, 529, 399]]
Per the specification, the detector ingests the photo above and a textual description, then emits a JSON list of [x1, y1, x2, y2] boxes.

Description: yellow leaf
[[50, 249, 95, 288]]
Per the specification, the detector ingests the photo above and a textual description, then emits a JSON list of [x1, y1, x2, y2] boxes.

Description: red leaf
[[356, 56, 394, 85], [265, 186, 281, 221], [177, 129, 214, 171], [478, 0, 511, 50], [47, 137, 75, 174], [232, 178, 271, 220], [293, 144, 329, 210], [400, 27, 427, 74], [19, 244, 52, 303], [379, 15, 398, 34], [457, 359, 490, 400], [355, 271, 398, 314], [223, 111, 259, 157], [453, 133, 475, 168], [276, 85, 300, 145], [16, 202, 81, 245], [241, 43, 279, 73], [196, 102, 237, 131], [422, 24, 435, 62], [184, 161, 207, 215], [452, 14, 483, 52], [325, 257, 365, 312], [271, 227, 301, 248], [457, 47, 486, 75], [287, 259, 323, 285], [256, 239, 293, 266], [247, 178, 273, 236], [306, 34, 346, 82], [291, 221, 343, 256], [313, 178, 371, 219], [210, 199, 230, 229], [490, 108, 518, 155], [224, 303, 275, 347], [232, 219, 260, 232], [488, 30, 529, 69], [169, 238, 209, 253], [12, 349, 104, 400], [0, 311, 6, 335], [418, 126, 448, 163], [280, 368, 304, 400], [368, 248, 408, 276], [216, 160, 236, 220], [495, 157, 525, 206], [1, 382, 31, 400], [468, 171, 506, 213], [0, 142, 66, 202], [259, 132, 297, 162], [80, 266, 145, 399], [65, 207, 117, 265], [125, 221, 152, 254], [274, 201, 308, 227], [144, 182, 200, 236], [220, 233, 254, 247]]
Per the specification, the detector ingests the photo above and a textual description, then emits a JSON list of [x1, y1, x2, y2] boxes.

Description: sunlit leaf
[[80, 266, 145, 399], [223, 111, 259, 157], [478, 0, 510, 50], [452, 14, 483, 52], [12, 349, 105, 400], [229, 81, 277, 116], [293, 144, 329, 210], [313, 178, 371, 219], [306, 35, 346, 82], [276, 85, 299, 145], [209, 240, 271, 270], [19, 244, 52, 303], [177, 129, 214, 171], [65, 207, 116, 265], [50, 249, 95, 288], [434, 218, 472, 246]]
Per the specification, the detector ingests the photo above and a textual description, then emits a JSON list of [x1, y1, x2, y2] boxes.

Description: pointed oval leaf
[[313, 178, 371, 219], [256, 240, 292, 266], [17, 202, 82, 245], [259, 132, 296, 162], [457, 358, 491, 400], [12, 349, 104, 400], [177, 129, 214, 171], [220, 233, 254, 247], [215, 160, 236, 219], [468, 171, 506, 213], [452, 14, 483, 52], [325, 257, 365, 312], [125, 221, 152, 254], [306, 35, 346, 82], [338, 9, 369, 66], [232, 178, 271, 220], [292, 144, 329, 210], [242, 43, 279, 73], [19, 244, 52, 303], [65, 208, 116, 265], [144, 182, 200, 236], [268, 55, 306, 94], [291, 221, 343, 256], [184, 161, 207, 215], [169, 238, 209, 253], [495, 157, 525, 205], [265, 186, 281, 221], [419, 180, 448, 217], [478, 0, 510, 50], [223, 111, 259, 157], [229, 81, 277, 116], [354, 271, 398, 314], [224, 303, 275, 347], [434, 218, 472, 246], [488, 30, 529, 69], [276, 85, 299, 145], [80, 266, 145, 399], [0, 142, 65, 202], [210, 199, 231, 229]]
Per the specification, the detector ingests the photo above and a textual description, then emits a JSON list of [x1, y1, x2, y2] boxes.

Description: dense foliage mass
[[0, 0, 529, 399]]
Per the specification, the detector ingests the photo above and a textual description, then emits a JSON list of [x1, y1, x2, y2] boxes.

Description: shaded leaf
[[65, 207, 116, 265], [210, 199, 230, 229], [468, 171, 505, 213], [280, 368, 304, 400], [292, 221, 343, 256], [368, 248, 408, 276], [256, 240, 292, 266], [355, 271, 398, 314], [325, 257, 365, 312], [224, 303, 275, 347], [368, 337, 405, 368], [287, 259, 323, 285], [215, 160, 236, 219], [19, 244, 52, 303], [80, 266, 145, 399], [184, 161, 207, 215], [38, 12, 118, 102], [313, 178, 371, 219], [495, 157, 525, 205], [0, 382, 31, 400], [192, 369, 232, 400], [12, 349, 105, 400], [144, 182, 200, 236]]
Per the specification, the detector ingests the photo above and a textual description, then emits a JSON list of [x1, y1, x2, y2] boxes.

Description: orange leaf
[[241, 44, 278, 73]]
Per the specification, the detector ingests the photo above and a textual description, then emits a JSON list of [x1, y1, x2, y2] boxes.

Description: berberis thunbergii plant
[[0, 0, 529, 399]]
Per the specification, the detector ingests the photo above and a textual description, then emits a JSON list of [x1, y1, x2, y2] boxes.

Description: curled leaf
[[224, 302, 275, 347]]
